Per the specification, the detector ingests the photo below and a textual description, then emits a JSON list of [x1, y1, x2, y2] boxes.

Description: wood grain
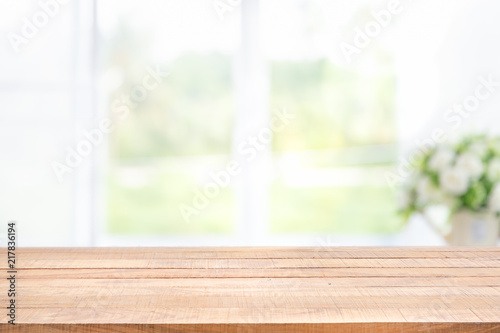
[[1, 247, 499, 332]]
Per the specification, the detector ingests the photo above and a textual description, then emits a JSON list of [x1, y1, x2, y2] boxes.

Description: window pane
[[99, 0, 239, 235], [264, 0, 399, 234]]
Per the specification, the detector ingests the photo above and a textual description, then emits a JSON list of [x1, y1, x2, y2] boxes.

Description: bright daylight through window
[[98, 0, 398, 244]]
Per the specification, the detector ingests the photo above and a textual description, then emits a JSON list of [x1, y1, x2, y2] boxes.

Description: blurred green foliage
[[108, 53, 234, 158], [271, 58, 396, 151]]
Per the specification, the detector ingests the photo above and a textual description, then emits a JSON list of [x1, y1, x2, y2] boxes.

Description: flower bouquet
[[399, 135, 500, 245]]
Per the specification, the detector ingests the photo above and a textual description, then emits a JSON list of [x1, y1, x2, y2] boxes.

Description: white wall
[[396, 0, 500, 151], [0, 0, 96, 246]]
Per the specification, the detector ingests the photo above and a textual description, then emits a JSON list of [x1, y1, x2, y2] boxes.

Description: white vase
[[447, 210, 499, 246]]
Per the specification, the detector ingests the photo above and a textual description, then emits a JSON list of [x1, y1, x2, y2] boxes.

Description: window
[[264, 0, 399, 234], [99, 0, 239, 241], [98, 0, 400, 245]]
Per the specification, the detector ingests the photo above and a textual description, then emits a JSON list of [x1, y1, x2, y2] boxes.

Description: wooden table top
[[1, 247, 500, 332]]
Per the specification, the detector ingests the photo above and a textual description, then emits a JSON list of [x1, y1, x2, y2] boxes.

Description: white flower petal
[[428, 148, 455, 172], [456, 152, 484, 179], [440, 167, 469, 195]]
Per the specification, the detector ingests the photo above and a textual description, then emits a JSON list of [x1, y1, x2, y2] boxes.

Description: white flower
[[456, 152, 484, 179], [428, 148, 455, 172], [488, 158, 500, 182], [416, 176, 440, 204], [469, 142, 488, 157], [440, 167, 469, 195], [488, 184, 500, 212]]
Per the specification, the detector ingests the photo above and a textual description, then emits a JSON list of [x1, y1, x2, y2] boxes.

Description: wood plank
[[13, 271, 500, 290], [5, 258, 500, 269], [8, 307, 499, 324], [2, 323, 500, 333], [14, 267, 500, 279], [4, 247, 500, 259], [6, 279, 500, 296], [9, 295, 500, 311]]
